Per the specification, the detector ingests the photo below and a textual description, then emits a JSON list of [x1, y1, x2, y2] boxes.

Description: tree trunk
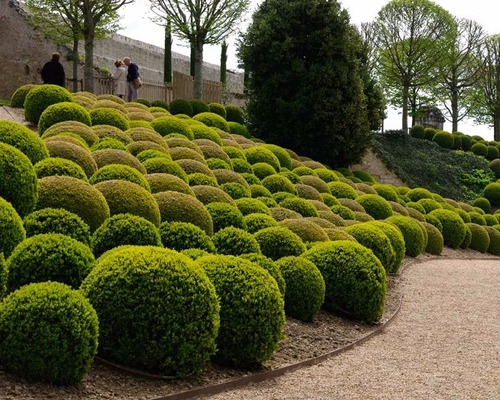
[[451, 89, 459, 133], [194, 37, 204, 99], [494, 108, 500, 141], [190, 44, 195, 77], [402, 84, 409, 133], [83, 31, 95, 92], [164, 23, 172, 84], [72, 38, 79, 92], [220, 41, 227, 87]]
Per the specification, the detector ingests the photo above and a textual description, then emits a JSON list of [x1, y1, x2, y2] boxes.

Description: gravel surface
[[210, 258, 500, 400]]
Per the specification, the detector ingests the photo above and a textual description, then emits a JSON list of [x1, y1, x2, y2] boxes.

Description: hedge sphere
[[275, 256, 325, 322], [0, 197, 26, 257], [81, 246, 219, 376], [0, 142, 38, 217], [35, 157, 88, 181], [0, 120, 49, 164], [484, 225, 500, 255], [262, 174, 297, 194], [239, 253, 285, 297], [471, 142, 488, 157], [489, 159, 500, 178], [90, 108, 129, 131], [279, 218, 329, 243], [43, 121, 99, 146], [208, 102, 227, 118], [466, 223, 490, 253], [206, 202, 245, 232], [244, 146, 281, 171], [46, 140, 98, 178], [303, 241, 386, 323], [192, 185, 236, 205], [483, 182, 500, 206], [23, 207, 91, 246], [169, 99, 193, 116], [6, 233, 95, 291], [92, 214, 162, 257], [428, 209, 466, 249], [37, 176, 110, 231], [254, 226, 306, 260], [213, 227, 260, 255], [422, 221, 444, 255], [252, 162, 277, 179], [160, 221, 215, 252], [94, 180, 161, 227], [24, 84, 73, 124], [409, 124, 425, 139], [327, 181, 358, 199], [407, 187, 434, 202], [386, 215, 426, 257], [355, 194, 393, 220], [0, 281, 98, 384], [261, 144, 293, 170], [225, 105, 245, 124], [143, 158, 187, 179], [228, 122, 250, 137], [367, 221, 406, 273], [193, 112, 230, 131], [154, 191, 213, 235], [90, 164, 150, 191], [243, 213, 278, 233], [432, 131, 454, 149], [472, 197, 491, 214], [38, 102, 91, 134], [196, 255, 284, 367], [10, 83, 37, 108], [151, 116, 194, 139], [91, 137, 129, 152]]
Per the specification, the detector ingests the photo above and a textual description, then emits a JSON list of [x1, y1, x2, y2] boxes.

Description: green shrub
[[188, 99, 210, 116], [151, 100, 170, 111], [191, 124, 223, 145], [0, 142, 38, 216], [196, 255, 284, 367], [225, 104, 245, 124], [151, 116, 194, 140], [314, 168, 338, 183], [489, 159, 500, 178], [243, 213, 278, 233], [409, 124, 425, 139], [275, 256, 325, 322], [244, 147, 281, 171], [142, 158, 187, 180], [127, 140, 167, 156], [252, 162, 277, 179], [89, 108, 129, 131], [483, 182, 500, 206], [424, 214, 443, 232], [280, 170, 302, 184], [213, 169, 249, 187], [6, 233, 94, 291], [261, 144, 293, 170], [188, 172, 219, 187], [38, 102, 91, 134], [23, 208, 90, 246], [386, 215, 426, 257], [294, 166, 317, 176], [181, 248, 210, 260], [81, 246, 219, 376], [35, 157, 87, 181], [145, 173, 192, 195], [417, 198, 443, 214], [279, 218, 329, 243], [469, 211, 486, 225], [154, 191, 213, 235], [250, 184, 272, 198], [466, 223, 490, 253], [280, 197, 319, 217], [484, 225, 500, 255], [137, 149, 172, 163], [193, 112, 230, 132], [24, 84, 73, 124], [206, 202, 245, 233], [169, 99, 193, 116], [484, 214, 498, 226], [367, 221, 405, 273], [254, 226, 306, 260], [228, 122, 250, 137], [300, 175, 330, 194], [355, 194, 393, 220], [176, 159, 215, 178], [327, 181, 358, 199], [428, 209, 466, 248], [236, 197, 271, 216], [421, 221, 444, 255], [213, 227, 260, 255], [424, 127, 436, 140], [487, 146, 499, 161], [271, 206, 303, 221], [91, 137, 129, 152], [0, 281, 98, 384], [321, 193, 340, 207], [223, 145, 246, 160], [10, 84, 38, 108], [258, 196, 278, 207], [208, 103, 227, 118], [432, 131, 454, 149], [460, 224, 472, 248], [330, 204, 356, 220], [294, 184, 322, 201], [0, 120, 49, 164], [262, 174, 297, 194], [90, 165, 149, 192], [471, 142, 488, 157], [158, 221, 214, 253], [192, 185, 236, 205], [302, 241, 386, 323], [460, 135, 472, 151], [407, 188, 434, 202], [220, 182, 250, 200], [43, 121, 99, 146], [206, 158, 232, 170], [0, 197, 26, 257], [46, 140, 97, 178]]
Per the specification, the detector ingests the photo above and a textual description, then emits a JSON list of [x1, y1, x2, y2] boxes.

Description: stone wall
[[350, 149, 406, 187]]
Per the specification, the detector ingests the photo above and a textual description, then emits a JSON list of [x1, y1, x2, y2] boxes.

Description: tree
[[470, 35, 500, 140], [150, 0, 250, 99], [372, 0, 454, 133], [78, 0, 132, 92], [220, 41, 228, 87], [239, 0, 370, 167], [164, 22, 173, 83], [433, 19, 486, 132]]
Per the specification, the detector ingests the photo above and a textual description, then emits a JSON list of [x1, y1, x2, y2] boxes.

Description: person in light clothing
[[111, 60, 127, 99]]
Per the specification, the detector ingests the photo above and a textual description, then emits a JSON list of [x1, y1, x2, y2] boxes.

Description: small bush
[[91, 137, 129, 152], [422, 221, 444, 255], [225, 105, 245, 124], [206, 158, 232, 170], [90, 108, 129, 131], [90, 164, 149, 191], [24, 84, 73, 124], [279, 218, 329, 243], [483, 182, 500, 206], [0, 197, 26, 257], [35, 157, 88, 181], [213, 226, 260, 255], [188, 172, 219, 187], [466, 223, 490, 253], [191, 124, 223, 145], [424, 128, 436, 140], [327, 181, 358, 199], [262, 174, 297, 194], [409, 124, 425, 139], [208, 103, 226, 118], [407, 188, 434, 202], [487, 146, 499, 161], [484, 225, 500, 255], [471, 142, 488, 157], [43, 121, 99, 146], [151, 100, 170, 111], [228, 122, 250, 137], [0, 120, 49, 164], [169, 99, 193, 116], [188, 99, 209, 115], [489, 159, 500, 178], [355, 194, 393, 220], [10, 84, 37, 108], [371, 184, 398, 202], [386, 215, 426, 257], [243, 213, 278, 233], [484, 214, 498, 226], [206, 202, 245, 232], [192, 185, 236, 205], [425, 214, 443, 232], [252, 162, 277, 179], [151, 116, 194, 139], [0, 281, 98, 384], [38, 102, 91, 134], [236, 197, 271, 215], [46, 140, 97, 178], [145, 173, 192, 195], [472, 197, 491, 213], [432, 131, 454, 149], [417, 198, 443, 214], [280, 197, 319, 217], [367, 221, 406, 273], [244, 146, 281, 171], [428, 209, 467, 248], [143, 158, 187, 180], [254, 226, 306, 260], [330, 204, 356, 220], [193, 112, 230, 132]]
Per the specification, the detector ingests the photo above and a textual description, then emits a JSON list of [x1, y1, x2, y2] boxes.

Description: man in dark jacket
[[41, 52, 65, 87], [123, 57, 139, 102]]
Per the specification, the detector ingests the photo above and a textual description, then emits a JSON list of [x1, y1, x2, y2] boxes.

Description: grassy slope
[[372, 132, 494, 202]]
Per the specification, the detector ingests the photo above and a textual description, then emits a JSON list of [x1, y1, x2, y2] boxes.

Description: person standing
[[41, 52, 65, 87], [111, 60, 127, 99], [123, 57, 140, 102]]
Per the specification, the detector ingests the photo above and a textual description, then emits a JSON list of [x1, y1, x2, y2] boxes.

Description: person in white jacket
[[112, 60, 127, 99]]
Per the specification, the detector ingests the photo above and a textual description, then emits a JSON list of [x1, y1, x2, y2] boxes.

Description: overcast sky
[[118, 0, 500, 139]]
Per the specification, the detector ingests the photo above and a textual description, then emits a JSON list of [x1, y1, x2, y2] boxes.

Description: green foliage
[[228, 122, 250, 137], [44, 121, 99, 146], [213, 227, 260, 255], [280, 197, 319, 217], [38, 102, 91, 134], [279, 218, 329, 243], [315, 168, 339, 183], [244, 146, 281, 171], [466, 223, 490, 253], [425, 214, 444, 232], [484, 214, 498, 226], [254, 226, 306, 260], [192, 185, 235, 205], [303, 241, 386, 323], [24, 84, 73, 124], [221, 182, 251, 199], [422, 221, 444, 255], [151, 100, 170, 110], [225, 105, 245, 124], [471, 142, 488, 157], [483, 182, 500, 206], [487, 146, 499, 161], [91, 137, 129, 152], [428, 209, 466, 248], [355, 194, 393, 220], [0, 120, 49, 164], [0, 281, 98, 384], [252, 162, 277, 179], [327, 181, 358, 199], [409, 124, 425, 139], [191, 124, 223, 145], [243, 212, 278, 233], [417, 198, 442, 213], [367, 221, 405, 273], [90, 164, 149, 191], [143, 158, 188, 180], [169, 99, 193, 116], [275, 256, 325, 322], [484, 226, 500, 255], [236, 197, 271, 216], [189, 99, 210, 115], [89, 108, 129, 131], [432, 131, 454, 149], [386, 215, 426, 257], [46, 140, 97, 178], [146, 173, 193, 195], [261, 144, 293, 170], [196, 255, 284, 367], [10, 84, 37, 108], [35, 157, 87, 181], [0, 197, 26, 257], [331, 204, 356, 220], [160, 221, 214, 252], [208, 103, 227, 118], [262, 174, 297, 194], [372, 184, 398, 202], [206, 158, 232, 170], [206, 202, 245, 232], [188, 173, 219, 187], [489, 159, 500, 178], [250, 184, 272, 198], [472, 197, 491, 213], [193, 112, 230, 132], [151, 116, 194, 139], [137, 149, 172, 163], [81, 247, 219, 376]]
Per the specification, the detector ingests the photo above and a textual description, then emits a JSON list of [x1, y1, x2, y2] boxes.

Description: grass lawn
[[0, 100, 11, 106]]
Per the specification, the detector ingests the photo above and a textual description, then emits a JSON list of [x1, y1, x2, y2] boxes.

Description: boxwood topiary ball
[[193, 112, 230, 132], [243, 213, 278, 234], [409, 124, 425, 139], [160, 221, 215, 252], [254, 226, 306, 260], [421, 221, 444, 255], [0, 281, 98, 384], [471, 142, 488, 157], [252, 162, 277, 179], [386, 215, 426, 257], [38, 102, 91, 134], [367, 221, 406, 273], [275, 256, 325, 322], [466, 223, 490, 253], [244, 147, 281, 171], [10, 84, 38, 108], [154, 191, 213, 235], [92, 214, 162, 257], [90, 164, 150, 191], [489, 159, 500, 178], [239, 253, 285, 297], [206, 202, 245, 232], [208, 102, 226, 118], [484, 225, 500, 255], [0, 142, 38, 217], [43, 121, 100, 146], [303, 241, 386, 323], [196, 255, 284, 367], [0, 197, 26, 257], [35, 157, 88, 181], [151, 116, 194, 139], [432, 131, 454, 149], [262, 174, 297, 194], [355, 194, 393, 220], [428, 209, 466, 249], [169, 99, 193, 116], [91, 137, 130, 152], [327, 181, 358, 199], [24, 84, 73, 124], [0, 120, 49, 164], [280, 197, 319, 217], [213, 227, 260, 256], [90, 108, 130, 131], [80, 246, 219, 376], [235, 197, 271, 216], [227, 122, 250, 137], [483, 182, 500, 206], [279, 218, 329, 243], [225, 105, 245, 124]]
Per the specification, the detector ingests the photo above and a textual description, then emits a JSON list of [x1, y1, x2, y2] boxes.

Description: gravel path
[[210, 259, 500, 400]]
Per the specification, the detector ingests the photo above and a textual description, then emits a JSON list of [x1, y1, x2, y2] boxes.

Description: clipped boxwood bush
[[261, 144, 292, 170], [355, 194, 393, 220], [469, 211, 486, 225], [160, 221, 215, 252], [191, 124, 223, 146], [244, 146, 281, 171], [303, 241, 387, 323], [208, 102, 226, 118], [227, 122, 250, 137], [386, 215, 426, 257], [146, 173, 193, 195], [252, 162, 277, 179], [44, 121, 99, 146], [372, 184, 398, 202], [254, 226, 306, 260], [471, 142, 488, 157], [91, 137, 129, 152], [422, 221, 444, 255], [81, 246, 219, 376], [196, 255, 284, 367], [10, 84, 37, 108], [6, 233, 94, 291], [417, 198, 443, 214], [38, 102, 91, 134], [24, 84, 73, 124], [0, 197, 26, 257], [0, 142, 38, 216], [275, 256, 325, 322], [279, 218, 329, 243], [409, 124, 425, 139], [0, 281, 98, 384], [151, 100, 170, 110], [484, 225, 500, 255], [192, 185, 236, 205], [143, 157, 187, 180], [46, 140, 97, 178], [206, 202, 245, 232], [428, 209, 466, 249], [466, 223, 490, 253], [235, 197, 271, 216], [473, 197, 491, 213], [189, 99, 210, 115], [280, 197, 319, 217], [169, 99, 193, 116], [483, 182, 500, 206], [243, 213, 278, 233], [90, 108, 129, 131], [23, 207, 90, 246], [432, 131, 454, 149], [424, 127, 436, 140], [367, 221, 406, 273], [188, 172, 219, 187], [193, 112, 230, 132], [35, 157, 87, 181], [487, 146, 499, 161], [221, 182, 251, 199], [489, 159, 500, 179], [225, 104, 245, 124], [213, 226, 260, 255], [327, 181, 357, 199], [0, 120, 49, 164], [92, 214, 162, 257], [90, 164, 149, 191]]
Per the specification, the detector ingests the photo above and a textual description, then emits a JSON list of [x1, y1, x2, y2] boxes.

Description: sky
[[118, 0, 500, 139]]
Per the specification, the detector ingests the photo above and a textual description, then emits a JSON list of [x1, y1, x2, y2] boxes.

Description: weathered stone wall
[[350, 149, 406, 187]]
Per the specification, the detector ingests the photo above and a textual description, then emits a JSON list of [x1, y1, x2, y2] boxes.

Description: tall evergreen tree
[[239, 0, 370, 167]]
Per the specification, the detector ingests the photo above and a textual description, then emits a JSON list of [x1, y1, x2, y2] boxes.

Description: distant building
[[415, 106, 445, 131]]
